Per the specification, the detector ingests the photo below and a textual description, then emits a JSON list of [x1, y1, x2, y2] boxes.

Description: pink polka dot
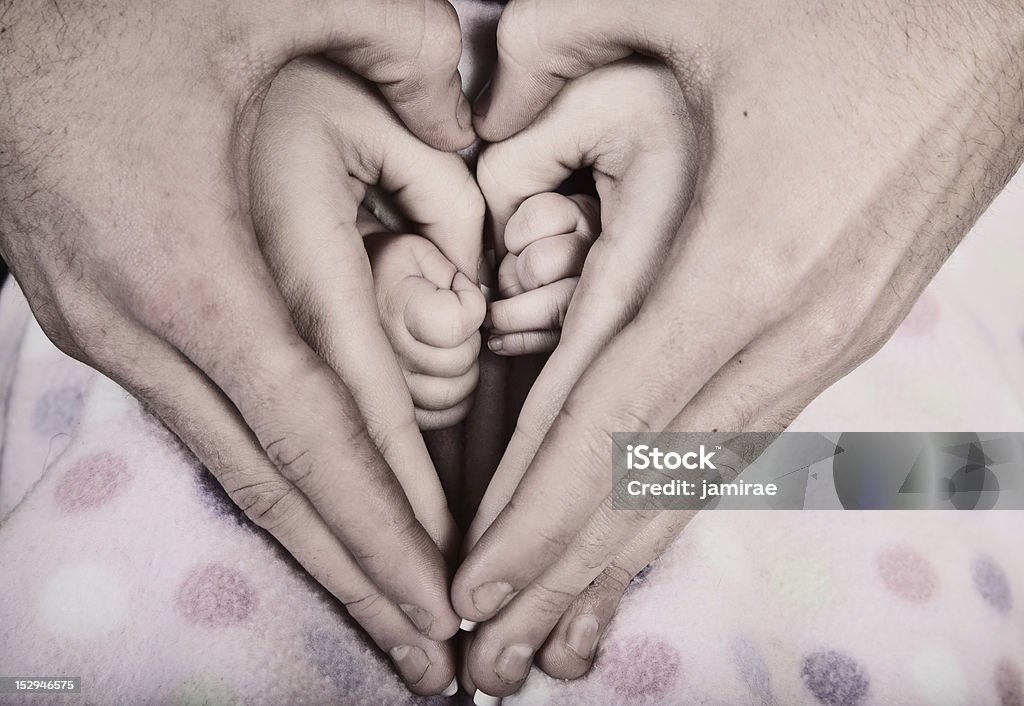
[[898, 293, 941, 337], [996, 660, 1024, 706], [600, 635, 681, 701], [55, 452, 131, 513], [876, 545, 938, 603], [176, 563, 257, 628]]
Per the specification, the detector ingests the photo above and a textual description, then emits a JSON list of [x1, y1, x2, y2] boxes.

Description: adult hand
[[0, 0, 478, 695], [456, 0, 1024, 696]]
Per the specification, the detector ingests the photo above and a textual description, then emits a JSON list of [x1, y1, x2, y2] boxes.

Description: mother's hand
[[0, 0, 477, 695], [456, 0, 1024, 696]]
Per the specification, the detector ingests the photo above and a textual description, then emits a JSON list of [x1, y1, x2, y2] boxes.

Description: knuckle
[[343, 591, 387, 624], [598, 563, 635, 595], [519, 193, 564, 236], [809, 310, 861, 361], [529, 578, 577, 617], [232, 477, 303, 532], [516, 246, 547, 290], [264, 432, 316, 485], [57, 304, 116, 361]]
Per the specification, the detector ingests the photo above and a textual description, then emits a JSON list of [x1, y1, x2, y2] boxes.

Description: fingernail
[[495, 643, 534, 684], [473, 81, 493, 121], [442, 677, 459, 697], [389, 645, 430, 685], [472, 581, 514, 614], [565, 614, 600, 660], [460, 618, 479, 632], [487, 337, 503, 352], [473, 689, 502, 706], [400, 603, 434, 635]]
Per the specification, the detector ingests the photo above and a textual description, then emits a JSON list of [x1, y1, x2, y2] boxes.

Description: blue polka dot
[[732, 637, 774, 704], [33, 386, 83, 436], [305, 626, 371, 693], [973, 555, 1013, 614]]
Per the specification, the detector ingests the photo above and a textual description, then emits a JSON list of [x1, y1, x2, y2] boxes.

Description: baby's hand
[[487, 193, 600, 355], [367, 232, 486, 430]]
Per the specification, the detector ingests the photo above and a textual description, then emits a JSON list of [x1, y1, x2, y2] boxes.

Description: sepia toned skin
[[0, 0, 485, 696], [456, 0, 1024, 698]]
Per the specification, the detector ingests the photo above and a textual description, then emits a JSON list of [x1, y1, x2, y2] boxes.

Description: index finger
[[466, 60, 696, 545], [453, 228, 760, 621]]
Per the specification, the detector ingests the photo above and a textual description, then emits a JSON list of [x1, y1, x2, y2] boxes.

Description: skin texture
[[366, 230, 486, 430], [489, 192, 601, 356], [455, 0, 1024, 697], [0, 0, 482, 696]]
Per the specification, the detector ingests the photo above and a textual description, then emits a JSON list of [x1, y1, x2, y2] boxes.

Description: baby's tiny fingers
[[487, 330, 561, 356], [406, 365, 481, 413], [405, 273, 486, 348], [498, 252, 525, 298], [416, 396, 476, 431], [504, 193, 599, 256], [489, 278, 578, 334], [396, 334, 481, 379], [517, 230, 596, 291]]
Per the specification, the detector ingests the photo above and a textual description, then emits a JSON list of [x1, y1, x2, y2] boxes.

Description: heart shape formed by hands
[[2, 0, 1020, 701]]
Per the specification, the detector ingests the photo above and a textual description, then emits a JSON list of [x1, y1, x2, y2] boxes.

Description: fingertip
[[535, 612, 599, 680], [431, 609, 463, 642]]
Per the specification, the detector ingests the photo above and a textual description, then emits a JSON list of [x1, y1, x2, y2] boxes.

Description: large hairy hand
[[456, 0, 1024, 697], [0, 0, 480, 695]]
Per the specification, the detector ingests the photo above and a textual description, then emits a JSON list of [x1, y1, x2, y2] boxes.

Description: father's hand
[[456, 0, 1024, 696], [0, 0, 475, 694]]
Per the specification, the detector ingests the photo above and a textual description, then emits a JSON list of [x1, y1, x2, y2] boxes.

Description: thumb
[[273, 0, 475, 151], [473, 0, 649, 141]]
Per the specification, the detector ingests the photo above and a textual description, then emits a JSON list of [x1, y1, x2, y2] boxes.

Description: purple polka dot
[[600, 635, 681, 701], [33, 386, 84, 436], [176, 563, 257, 627], [801, 651, 869, 706], [973, 555, 1013, 614], [996, 660, 1024, 706], [876, 545, 938, 603], [55, 452, 130, 512], [305, 626, 370, 693]]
